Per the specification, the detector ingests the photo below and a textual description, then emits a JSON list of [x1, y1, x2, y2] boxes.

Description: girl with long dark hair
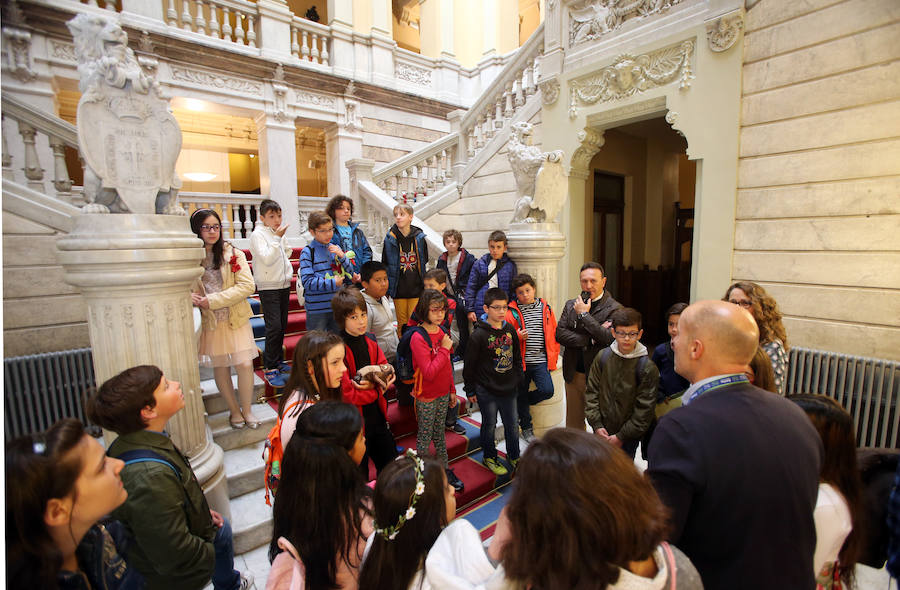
[[789, 394, 864, 589], [6, 418, 143, 589], [190, 208, 260, 428], [268, 403, 373, 590], [358, 451, 456, 590]]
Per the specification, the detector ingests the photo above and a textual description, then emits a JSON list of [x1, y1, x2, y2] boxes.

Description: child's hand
[[449, 395, 458, 408], [517, 328, 528, 339], [191, 293, 209, 309], [352, 272, 361, 283], [328, 244, 345, 258], [467, 395, 477, 405], [275, 224, 288, 237], [334, 274, 344, 287], [210, 509, 224, 528], [441, 333, 453, 350], [468, 312, 477, 323]]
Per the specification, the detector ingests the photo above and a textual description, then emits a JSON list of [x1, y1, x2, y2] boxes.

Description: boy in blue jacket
[[465, 230, 518, 325], [300, 211, 356, 333]]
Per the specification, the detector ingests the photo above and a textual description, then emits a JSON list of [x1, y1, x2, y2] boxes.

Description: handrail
[[1, 94, 78, 149], [459, 21, 544, 133], [372, 132, 460, 183]]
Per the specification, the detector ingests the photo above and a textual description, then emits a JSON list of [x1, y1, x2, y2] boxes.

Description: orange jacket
[[506, 298, 559, 371]]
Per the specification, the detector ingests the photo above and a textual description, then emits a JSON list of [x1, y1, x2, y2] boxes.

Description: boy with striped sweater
[[299, 211, 357, 333]]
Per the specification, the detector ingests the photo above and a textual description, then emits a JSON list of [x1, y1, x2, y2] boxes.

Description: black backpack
[[395, 325, 447, 383]]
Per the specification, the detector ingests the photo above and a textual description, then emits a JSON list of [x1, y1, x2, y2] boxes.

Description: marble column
[[56, 213, 230, 517], [326, 123, 363, 196], [256, 114, 301, 239], [506, 223, 567, 437]]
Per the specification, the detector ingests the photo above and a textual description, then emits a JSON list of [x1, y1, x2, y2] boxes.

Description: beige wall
[[736, 0, 900, 360], [359, 103, 451, 165]]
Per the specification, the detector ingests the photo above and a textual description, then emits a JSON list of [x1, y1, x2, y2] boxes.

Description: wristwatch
[[578, 311, 589, 321]]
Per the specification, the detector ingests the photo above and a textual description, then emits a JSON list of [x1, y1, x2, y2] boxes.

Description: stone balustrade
[[461, 23, 544, 159], [372, 133, 461, 204], [178, 192, 262, 239], [290, 16, 330, 66], [163, 0, 259, 48], [1, 94, 78, 202]]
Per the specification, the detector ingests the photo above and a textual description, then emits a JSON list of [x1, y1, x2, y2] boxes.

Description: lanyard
[[684, 374, 749, 405]]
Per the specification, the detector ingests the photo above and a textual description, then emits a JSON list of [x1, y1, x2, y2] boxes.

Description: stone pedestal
[[506, 223, 567, 437], [56, 214, 230, 517]]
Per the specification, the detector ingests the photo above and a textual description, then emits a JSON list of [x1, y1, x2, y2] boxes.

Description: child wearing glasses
[[463, 287, 524, 476], [584, 307, 659, 459], [190, 208, 261, 429], [300, 211, 357, 334]]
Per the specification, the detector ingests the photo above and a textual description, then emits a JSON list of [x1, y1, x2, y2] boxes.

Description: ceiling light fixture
[[184, 172, 217, 182]]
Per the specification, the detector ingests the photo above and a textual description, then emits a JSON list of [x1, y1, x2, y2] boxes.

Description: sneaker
[[520, 428, 536, 442], [446, 468, 465, 493], [451, 354, 463, 363], [446, 421, 466, 435], [264, 368, 287, 388], [483, 457, 508, 476], [277, 361, 292, 375], [510, 458, 520, 471], [238, 572, 256, 590]]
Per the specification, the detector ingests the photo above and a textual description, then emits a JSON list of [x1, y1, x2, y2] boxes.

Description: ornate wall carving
[[396, 62, 432, 86], [569, 0, 684, 47], [706, 12, 743, 53], [3, 26, 36, 82], [539, 77, 561, 105], [569, 127, 605, 179], [568, 40, 694, 119], [293, 89, 336, 110], [50, 40, 77, 62], [170, 66, 263, 96]]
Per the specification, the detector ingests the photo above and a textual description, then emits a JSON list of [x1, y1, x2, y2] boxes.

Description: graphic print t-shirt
[[395, 230, 423, 298]]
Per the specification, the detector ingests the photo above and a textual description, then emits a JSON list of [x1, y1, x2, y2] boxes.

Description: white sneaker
[[238, 572, 256, 590]]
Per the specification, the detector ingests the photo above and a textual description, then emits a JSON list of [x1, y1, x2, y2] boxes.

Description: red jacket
[[506, 298, 560, 371], [341, 333, 389, 418], [410, 328, 454, 402]]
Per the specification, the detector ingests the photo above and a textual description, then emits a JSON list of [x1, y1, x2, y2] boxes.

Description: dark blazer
[[555, 291, 621, 382], [647, 381, 823, 590]]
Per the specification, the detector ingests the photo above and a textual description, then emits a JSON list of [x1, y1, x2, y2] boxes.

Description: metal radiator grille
[[4, 348, 96, 440], [786, 347, 898, 449]]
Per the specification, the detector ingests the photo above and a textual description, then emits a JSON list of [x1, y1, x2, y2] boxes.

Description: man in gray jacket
[[555, 262, 622, 429]]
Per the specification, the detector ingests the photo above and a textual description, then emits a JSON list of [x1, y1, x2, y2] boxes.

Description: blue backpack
[[395, 325, 449, 384]]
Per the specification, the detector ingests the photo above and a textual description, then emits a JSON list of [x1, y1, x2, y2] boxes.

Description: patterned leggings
[[416, 394, 451, 468]]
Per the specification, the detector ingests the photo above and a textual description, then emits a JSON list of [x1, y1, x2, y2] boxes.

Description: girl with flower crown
[[190, 208, 261, 429]]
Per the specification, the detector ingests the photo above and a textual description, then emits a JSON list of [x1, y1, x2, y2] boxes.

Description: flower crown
[[373, 449, 426, 541]]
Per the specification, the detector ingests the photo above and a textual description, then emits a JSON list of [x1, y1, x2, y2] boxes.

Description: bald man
[[647, 301, 823, 590]]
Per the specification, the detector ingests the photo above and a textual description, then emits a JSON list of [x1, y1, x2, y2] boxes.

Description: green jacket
[[108, 430, 216, 590], [584, 345, 659, 442]]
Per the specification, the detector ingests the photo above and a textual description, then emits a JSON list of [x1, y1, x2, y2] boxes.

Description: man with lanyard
[[647, 300, 823, 590]]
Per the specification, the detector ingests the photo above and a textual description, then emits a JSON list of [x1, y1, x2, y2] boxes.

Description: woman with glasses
[[723, 281, 789, 395], [191, 208, 261, 429]]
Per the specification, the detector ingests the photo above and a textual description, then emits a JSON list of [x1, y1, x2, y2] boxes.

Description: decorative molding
[[569, 0, 684, 47], [170, 66, 263, 96], [3, 26, 36, 82], [569, 128, 605, 179], [539, 78, 561, 105], [587, 95, 667, 127], [293, 89, 336, 110], [706, 12, 743, 53], [50, 40, 77, 62], [272, 65, 289, 122], [568, 40, 694, 119], [396, 62, 432, 86]]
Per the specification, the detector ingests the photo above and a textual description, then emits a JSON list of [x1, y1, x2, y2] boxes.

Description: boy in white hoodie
[[584, 307, 659, 459], [249, 199, 293, 387]]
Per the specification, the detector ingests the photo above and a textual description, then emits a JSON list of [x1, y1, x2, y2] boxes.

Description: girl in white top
[[358, 450, 457, 590], [789, 394, 864, 590]]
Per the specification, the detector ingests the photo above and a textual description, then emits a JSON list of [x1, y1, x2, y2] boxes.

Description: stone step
[[224, 439, 267, 499], [209, 403, 276, 451], [201, 373, 267, 416], [230, 487, 274, 555]]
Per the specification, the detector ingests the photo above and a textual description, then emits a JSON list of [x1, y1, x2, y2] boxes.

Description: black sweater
[[463, 319, 523, 396]]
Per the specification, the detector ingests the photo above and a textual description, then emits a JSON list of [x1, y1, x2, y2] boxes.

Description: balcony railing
[[163, 0, 259, 48]]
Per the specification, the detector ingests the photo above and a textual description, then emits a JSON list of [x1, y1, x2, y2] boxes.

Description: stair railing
[[460, 22, 543, 160], [1, 94, 79, 202], [371, 133, 461, 204]]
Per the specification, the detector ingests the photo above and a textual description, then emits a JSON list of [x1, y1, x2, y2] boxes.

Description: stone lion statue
[[508, 122, 565, 223], [67, 14, 183, 215]]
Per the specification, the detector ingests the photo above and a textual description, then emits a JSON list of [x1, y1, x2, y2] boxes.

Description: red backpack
[[262, 399, 308, 506]]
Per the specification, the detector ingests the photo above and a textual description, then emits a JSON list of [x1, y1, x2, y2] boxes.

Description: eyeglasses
[[200, 224, 221, 232], [429, 307, 446, 313], [314, 226, 334, 234], [614, 330, 640, 339], [729, 299, 752, 308], [488, 305, 509, 311]]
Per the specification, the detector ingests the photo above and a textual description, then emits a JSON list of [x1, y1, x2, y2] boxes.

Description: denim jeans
[[259, 287, 290, 370], [517, 363, 554, 431], [476, 388, 519, 461], [305, 310, 339, 334], [212, 518, 241, 590]]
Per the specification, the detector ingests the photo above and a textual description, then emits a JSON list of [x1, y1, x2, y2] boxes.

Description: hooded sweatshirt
[[462, 318, 523, 397]]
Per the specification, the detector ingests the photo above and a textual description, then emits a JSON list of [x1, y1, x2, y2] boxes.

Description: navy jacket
[[437, 248, 476, 299], [330, 221, 373, 272], [648, 381, 823, 590], [382, 225, 429, 298], [464, 253, 517, 314]]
